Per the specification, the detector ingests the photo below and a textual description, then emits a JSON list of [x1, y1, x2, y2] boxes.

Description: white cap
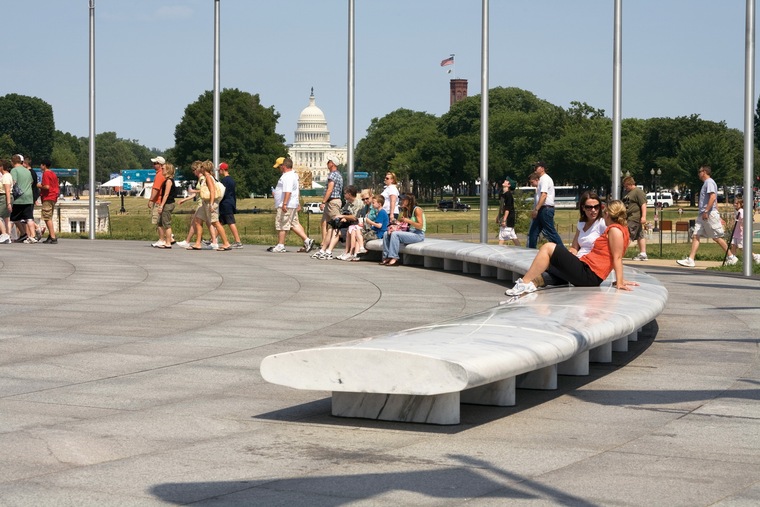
[[150, 156, 166, 165]]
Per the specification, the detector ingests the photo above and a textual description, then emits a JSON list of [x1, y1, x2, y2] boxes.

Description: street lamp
[[650, 168, 662, 232]]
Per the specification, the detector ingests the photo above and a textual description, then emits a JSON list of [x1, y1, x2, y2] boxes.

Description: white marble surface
[[261, 240, 668, 399]]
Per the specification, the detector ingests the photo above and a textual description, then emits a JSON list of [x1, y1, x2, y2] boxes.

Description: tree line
[[2, 87, 758, 202]]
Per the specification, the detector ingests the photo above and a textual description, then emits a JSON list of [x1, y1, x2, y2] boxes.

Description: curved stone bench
[[261, 239, 668, 425]]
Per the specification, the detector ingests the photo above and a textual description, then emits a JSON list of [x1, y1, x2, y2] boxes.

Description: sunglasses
[[583, 204, 601, 211]]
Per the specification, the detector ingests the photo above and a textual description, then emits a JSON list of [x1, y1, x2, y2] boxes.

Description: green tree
[[676, 131, 741, 204], [51, 130, 82, 169], [173, 88, 286, 195], [0, 93, 55, 160]]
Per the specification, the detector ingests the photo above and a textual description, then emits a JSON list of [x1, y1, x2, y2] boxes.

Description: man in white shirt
[[268, 157, 313, 253], [527, 161, 563, 248]]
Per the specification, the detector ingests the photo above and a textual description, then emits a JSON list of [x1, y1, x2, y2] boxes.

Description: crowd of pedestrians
[[0, 154, 59, 244]]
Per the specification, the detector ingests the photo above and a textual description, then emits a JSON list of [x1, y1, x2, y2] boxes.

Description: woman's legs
[[520, 242, 557, 282], [386, 231, 424, 260]]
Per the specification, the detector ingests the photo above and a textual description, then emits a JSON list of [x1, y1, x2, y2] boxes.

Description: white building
[[287, 89, 347, 184]]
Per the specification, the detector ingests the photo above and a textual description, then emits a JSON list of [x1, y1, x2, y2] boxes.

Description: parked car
[[437, 199, 471, 212], [646, 192, 674, 208], [303, 202, 322, 214]]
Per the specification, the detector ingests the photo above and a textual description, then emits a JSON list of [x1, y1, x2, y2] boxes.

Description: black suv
[[437, 200, 471, 212]]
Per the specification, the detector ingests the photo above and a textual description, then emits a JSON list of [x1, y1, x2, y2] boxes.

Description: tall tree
[[0, 93, 55, 160], [173, 88, 286, 195]]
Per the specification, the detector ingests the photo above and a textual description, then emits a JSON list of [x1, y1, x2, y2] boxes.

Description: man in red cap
[[218, 162, 243, 248]]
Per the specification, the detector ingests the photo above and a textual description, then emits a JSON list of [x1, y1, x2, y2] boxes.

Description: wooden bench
[[260, 239, 668, 425]]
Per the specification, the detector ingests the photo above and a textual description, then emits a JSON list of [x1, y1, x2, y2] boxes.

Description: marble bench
[[260, 239, 668, 425]]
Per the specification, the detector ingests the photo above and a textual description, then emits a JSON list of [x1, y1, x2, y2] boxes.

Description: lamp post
[[650, 168, 661, 231]]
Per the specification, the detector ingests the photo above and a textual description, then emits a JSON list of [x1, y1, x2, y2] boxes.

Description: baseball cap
[[273, 156, 286, 168], [15, 154, 24, 163], [151, 156, 166, 165], [533, 161, 546, 169], [219, 162, 229, 170]]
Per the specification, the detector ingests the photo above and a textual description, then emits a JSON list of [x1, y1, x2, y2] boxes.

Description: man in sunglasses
[[622, 176, 648, 261]]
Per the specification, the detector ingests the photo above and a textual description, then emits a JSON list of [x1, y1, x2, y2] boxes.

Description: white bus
[[515, 186, 579, 209]]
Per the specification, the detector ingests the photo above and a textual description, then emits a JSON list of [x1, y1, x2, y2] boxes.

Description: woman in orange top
[[506, 200, 637, 296]]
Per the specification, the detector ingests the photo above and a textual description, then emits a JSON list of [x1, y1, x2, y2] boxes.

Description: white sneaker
[[357, 247, 368, 255], [23, 237, 38, 244], [267, 244, 287, 253], [336, 253, 351, 260], [754, 253, 760, 264], [151, 240, 166, 248], [303, 238, 315, 253], [176, 240, 188, 248], [319, 252, 333, 260], [311, 249, 325, 259], [0, 234, 10, 244], [210, 243, 219, 250], [725, 255, 738, 266], [632, 253, 648, 261], [505, 278, 537, 296], [676, 257, 695, 268]]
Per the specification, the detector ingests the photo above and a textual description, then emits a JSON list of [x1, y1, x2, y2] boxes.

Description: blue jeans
[[527, 206, 562, 248], [383, 229, 424, 259]]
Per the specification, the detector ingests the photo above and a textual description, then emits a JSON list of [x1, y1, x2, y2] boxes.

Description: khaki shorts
[[0, 195, 9, 219], [157, 202, 175, 228], [151, 203, 160, 225], [693, 210, 724, 239], [321, 198, 342, 221], [197, 201, 219, 224], [275, 208, 300, 231], [41, 200, 56, 221]]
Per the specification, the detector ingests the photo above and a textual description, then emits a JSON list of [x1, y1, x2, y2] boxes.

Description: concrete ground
[[1, 239, 759, 506]]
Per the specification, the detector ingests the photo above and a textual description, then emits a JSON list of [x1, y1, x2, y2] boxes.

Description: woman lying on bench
[[506, 200, 638, 296]]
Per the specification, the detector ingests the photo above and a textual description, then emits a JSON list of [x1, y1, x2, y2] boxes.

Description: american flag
[[440, 56, 454, 67]]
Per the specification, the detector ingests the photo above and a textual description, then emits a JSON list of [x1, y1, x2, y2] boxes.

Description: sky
[[2, 0, 755, 153]]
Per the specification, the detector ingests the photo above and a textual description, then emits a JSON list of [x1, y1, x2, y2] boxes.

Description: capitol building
[[287, 89, 347, 185]]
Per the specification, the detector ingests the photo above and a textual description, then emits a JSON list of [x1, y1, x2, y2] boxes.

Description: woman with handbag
[[381, 194, 425, 266], [187, 160, 231, 251]]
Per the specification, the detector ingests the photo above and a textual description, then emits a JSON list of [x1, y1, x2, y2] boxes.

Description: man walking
[[10, 154, 35, 243], [148, 156, 168, 247], [312, 159, 343, 258], [37, 160, 59, 243], [268, 157, 314, 253], [497, 178, 520, 246], [527, 161, 562, 248], [218, 162, 243, 248], [622, 176, 648, 260], [677, 165, 737, 267]]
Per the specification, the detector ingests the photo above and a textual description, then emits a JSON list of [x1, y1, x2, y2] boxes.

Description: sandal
[[379, 259, 389, 265]]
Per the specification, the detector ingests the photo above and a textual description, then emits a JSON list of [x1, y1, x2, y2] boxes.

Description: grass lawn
[[76, 195, 759, 274]]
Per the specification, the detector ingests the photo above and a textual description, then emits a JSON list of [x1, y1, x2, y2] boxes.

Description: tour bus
[[515, 186, 579, 209]]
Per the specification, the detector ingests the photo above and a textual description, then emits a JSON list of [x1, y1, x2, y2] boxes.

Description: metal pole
[[479, 0, 489, 243], [743, 0, 755, 276], [347, 0, 355, 185], [611, 0, 622, 201], [212, 0, 221, 179], [88, 0, 96, 239]]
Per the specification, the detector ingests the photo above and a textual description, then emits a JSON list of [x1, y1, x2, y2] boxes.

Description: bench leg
[[612, 336, 628, 352], [627, 330, 638, 342], [496, 268, 514, 281], [424, 256, 444, 269], [480, 264, 497, 278], [444, 258, 463, 272], [402, 254, 424, 266], [461, 377, 516, 406], [589, 342, 612, 363], [558, 351, 589, 376], [517, 365, 557, 390], [331, 391, 460, 425], [462, 261, 479, 274]]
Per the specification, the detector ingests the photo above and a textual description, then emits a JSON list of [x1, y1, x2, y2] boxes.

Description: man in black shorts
[[218, 162, 243, 248]]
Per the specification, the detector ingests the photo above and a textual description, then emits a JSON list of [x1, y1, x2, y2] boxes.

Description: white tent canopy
[[101, 175, 123, 187]]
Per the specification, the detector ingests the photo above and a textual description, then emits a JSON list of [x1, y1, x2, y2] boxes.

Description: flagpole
[[88, 0, 96, 240], [347, 0, 355, 185], [479, 0, 489, 243], [213, 0, 221, 178]]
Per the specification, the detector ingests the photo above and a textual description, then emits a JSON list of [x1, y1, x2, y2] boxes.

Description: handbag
[[387, 222, 409, 234], [199, 182, 211, 201], [11, 182, 23, 199]]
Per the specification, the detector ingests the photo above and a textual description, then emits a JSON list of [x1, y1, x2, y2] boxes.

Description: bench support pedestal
[[332, 391, 460, 425]]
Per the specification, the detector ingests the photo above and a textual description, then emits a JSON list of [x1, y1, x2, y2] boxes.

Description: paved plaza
[[1, 240, 759, 506]]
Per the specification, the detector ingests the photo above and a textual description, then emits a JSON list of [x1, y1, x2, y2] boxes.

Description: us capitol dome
[[287, 88, 347, 184]]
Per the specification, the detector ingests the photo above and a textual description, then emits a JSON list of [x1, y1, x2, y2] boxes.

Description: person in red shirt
[[37, 160, 60, 244]]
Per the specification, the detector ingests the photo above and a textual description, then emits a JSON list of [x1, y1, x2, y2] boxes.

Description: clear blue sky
[[3, 0, 754, 152]]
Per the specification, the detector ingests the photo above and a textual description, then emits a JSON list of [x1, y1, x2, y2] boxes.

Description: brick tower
[[449, 79, 468, 108]]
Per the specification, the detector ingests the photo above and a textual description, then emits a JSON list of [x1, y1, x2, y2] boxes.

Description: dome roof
[[298, 89, 327, 125], [294, 88, 330, 145]]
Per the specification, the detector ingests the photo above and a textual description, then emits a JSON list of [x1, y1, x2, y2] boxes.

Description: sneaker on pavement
[[505, 278, 537, 296], [725, 255, 738, 266], [336, 253, 351, 260], [151, 240, 166, 248], [267, 245, 287, 253], [311, 249, 325, 259], [231, 242, 244, 249], [176, 240, 189, 248], [0, 234, 10, 244], [210, 243, 219, 250], [316, 251, 333, 260], [48, 238, 58, 244], [303, 238, 315, 253], [676, 257, 695, 268], [632, 253, 648, 261], [23, 237, 38, 244]]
